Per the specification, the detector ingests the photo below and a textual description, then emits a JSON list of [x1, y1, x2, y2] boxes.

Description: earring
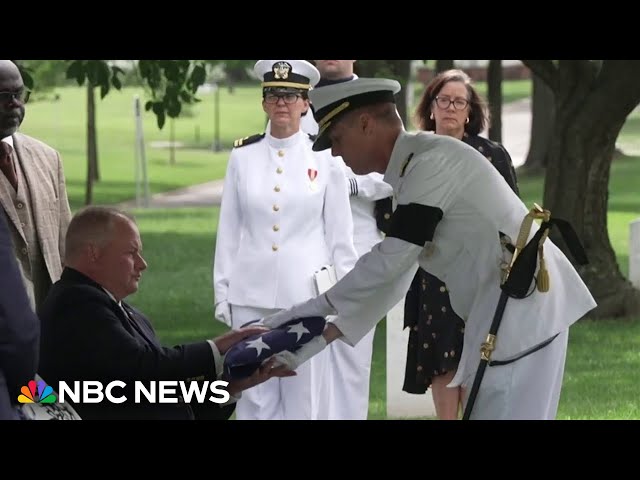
[[465, 117, 470, 124], [430, 112, 434, 120]]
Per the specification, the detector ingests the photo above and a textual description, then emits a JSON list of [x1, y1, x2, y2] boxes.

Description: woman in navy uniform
[[213, 60, 358, 420], [402, 69, 520, 419]]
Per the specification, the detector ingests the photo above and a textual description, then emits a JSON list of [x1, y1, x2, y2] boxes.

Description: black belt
[[488, 333, 560, 367]]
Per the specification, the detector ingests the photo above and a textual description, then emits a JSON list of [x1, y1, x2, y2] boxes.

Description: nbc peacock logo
[[18, 379, 57, 404]]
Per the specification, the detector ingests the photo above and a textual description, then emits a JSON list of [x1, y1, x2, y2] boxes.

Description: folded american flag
[[223, 317, 326, 380]]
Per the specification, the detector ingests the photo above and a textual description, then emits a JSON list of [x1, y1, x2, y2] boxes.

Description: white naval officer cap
[[308, 77, 401, 152], [253, 60, 320, 93]]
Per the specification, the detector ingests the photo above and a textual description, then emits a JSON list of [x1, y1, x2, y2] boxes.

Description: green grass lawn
[[20, 86, 267, 209]]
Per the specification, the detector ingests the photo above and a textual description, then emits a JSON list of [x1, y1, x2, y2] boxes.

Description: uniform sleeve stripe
[[386, 203, 443, 246], [349, 178, 358, 196]]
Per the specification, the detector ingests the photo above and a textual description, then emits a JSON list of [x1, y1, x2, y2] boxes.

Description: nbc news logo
[[18, 379, 57, 404]]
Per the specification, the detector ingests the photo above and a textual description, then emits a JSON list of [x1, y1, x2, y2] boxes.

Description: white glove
[[272, 335, 328, 370], [214, 301, 232, 327], [260, 293, 336, 330]]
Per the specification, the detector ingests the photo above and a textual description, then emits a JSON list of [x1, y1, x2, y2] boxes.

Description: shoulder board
[[307, 133, 318, 142], [233, 133, 265, 148]]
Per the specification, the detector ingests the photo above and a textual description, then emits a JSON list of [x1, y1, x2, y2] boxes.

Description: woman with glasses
[[402, 69, 520, 419], [213, 60, 358, 420]]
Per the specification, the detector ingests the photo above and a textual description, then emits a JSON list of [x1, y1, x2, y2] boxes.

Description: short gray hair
[[65, 206, 135, 262]]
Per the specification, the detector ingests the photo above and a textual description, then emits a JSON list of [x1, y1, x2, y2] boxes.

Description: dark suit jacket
[[0, 212, 40, 420], [39, 267, 235, 420]]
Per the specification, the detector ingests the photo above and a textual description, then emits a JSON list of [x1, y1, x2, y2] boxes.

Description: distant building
[[416, 60, 531, 84]]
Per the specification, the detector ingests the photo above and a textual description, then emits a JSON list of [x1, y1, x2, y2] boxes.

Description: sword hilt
[[480, 334, 496, 361], [502, 203, 551, 285]]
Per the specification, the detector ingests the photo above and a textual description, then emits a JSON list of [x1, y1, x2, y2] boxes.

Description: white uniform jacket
[[325, 131, 597, 386], [214, 130, 358, 310], [342, 165, 393, 256]]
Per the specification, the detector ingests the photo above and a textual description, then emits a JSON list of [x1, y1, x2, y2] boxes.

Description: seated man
[[39, 206, 292, 420]]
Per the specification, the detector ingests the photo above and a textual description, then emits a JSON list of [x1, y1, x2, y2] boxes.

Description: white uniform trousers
[[462, 328, 569, 420], [326, 239, 380, 420], [231, 305, 331, 420], [327, 327, 376, 420]]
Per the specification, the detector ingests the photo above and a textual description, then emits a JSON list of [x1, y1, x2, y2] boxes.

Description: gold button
[[274, 185, 281, 192], [384, 213, 391, 220], [276, 167, 283, 174], [278, 150, 285, 157], [441, 306, 447, 312], [273, 204, 279, 212], [16, 202, 23, 209], [439, 286, 446, 292], [416, 365, 423, 372], [273, 225, 279, 232], [272, 244, 279, 251]]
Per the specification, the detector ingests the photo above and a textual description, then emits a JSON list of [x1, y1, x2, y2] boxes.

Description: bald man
[[0, 60, 72, 314]]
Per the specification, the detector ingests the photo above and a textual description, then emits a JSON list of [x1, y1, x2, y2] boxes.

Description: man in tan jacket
[[0, 60, 72, 313]]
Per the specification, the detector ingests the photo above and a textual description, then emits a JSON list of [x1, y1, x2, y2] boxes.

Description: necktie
[[0, 142, 18, 191]]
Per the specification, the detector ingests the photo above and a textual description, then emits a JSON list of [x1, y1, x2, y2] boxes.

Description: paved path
[[118, 98, 531, 211]]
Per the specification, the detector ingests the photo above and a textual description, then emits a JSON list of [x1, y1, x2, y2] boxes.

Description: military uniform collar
[[383, 130, 414, 188], [266, 129, 306, 150]]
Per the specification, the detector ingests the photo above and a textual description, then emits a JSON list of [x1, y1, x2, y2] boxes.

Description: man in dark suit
[[39, 206, 293, 420], [0, 211, 40, 420]]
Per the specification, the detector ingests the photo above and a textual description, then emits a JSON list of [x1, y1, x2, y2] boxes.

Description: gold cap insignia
[[273, 62, 291, 80]]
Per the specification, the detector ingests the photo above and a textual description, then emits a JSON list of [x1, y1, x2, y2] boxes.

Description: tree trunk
[[524, 60, 640, 318], [388, 60, 412, 126], [435, 60, 454, 73], [487, 60, 502, 143], [355, 60, 412, 126], [169, 118, 176, 165], [85, 84, 98, 205], [87, 82, 99, 181], [524, 74, 554, 172]]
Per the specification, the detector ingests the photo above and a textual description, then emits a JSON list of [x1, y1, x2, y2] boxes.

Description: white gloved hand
[[214, 301, 232, 327], [272, 335, 328, 371], [260, 293, 336, 330]]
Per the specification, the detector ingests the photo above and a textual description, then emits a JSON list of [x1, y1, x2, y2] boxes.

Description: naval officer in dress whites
[[213, 60, 358, 420], [260, 78, 597, 420]]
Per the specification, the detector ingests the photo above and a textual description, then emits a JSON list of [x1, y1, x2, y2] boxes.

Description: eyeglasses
[[434, 96, 469, 110], [0, 90, 31, 104], [264, 93, 302, 104]]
